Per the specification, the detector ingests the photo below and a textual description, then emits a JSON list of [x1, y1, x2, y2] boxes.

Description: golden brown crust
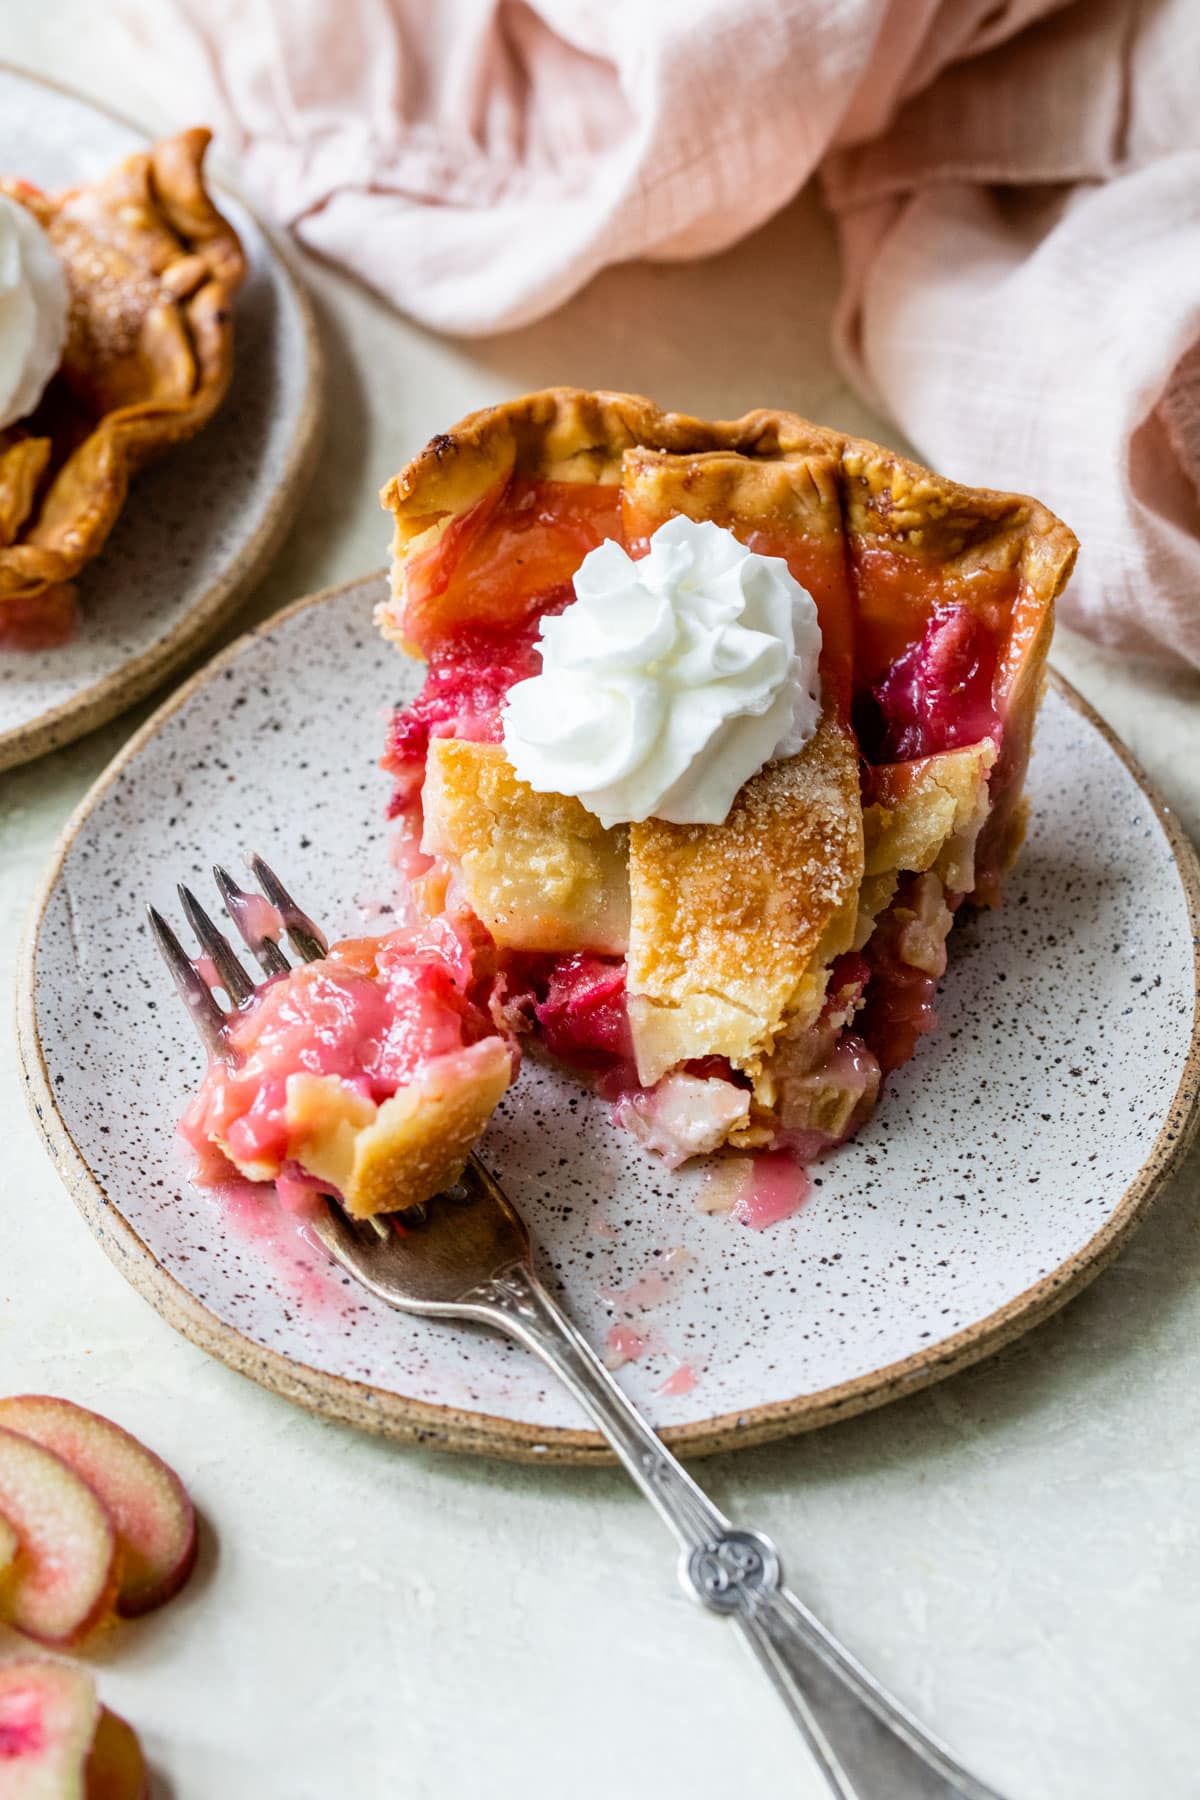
[[381, 389, 836, 537], [0, 439, 51, 547], [379, 392, 1077, 763], [339, 1042, 513, 1218], [0, 128, 245, 610], [423, 739, 630, 954], [864, 743, 997, 884], [282, 1041, 514, 1218], [621, 444, 845, 545], [626, 712, 864, 1085], [842, 442, 1048, 564], [381, 387, 1075, 582]]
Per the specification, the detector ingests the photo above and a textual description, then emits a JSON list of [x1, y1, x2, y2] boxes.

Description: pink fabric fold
[[125, 0, 1200, 667]]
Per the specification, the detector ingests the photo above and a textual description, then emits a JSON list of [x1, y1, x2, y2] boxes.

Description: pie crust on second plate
[[0, 128, 245, 638]]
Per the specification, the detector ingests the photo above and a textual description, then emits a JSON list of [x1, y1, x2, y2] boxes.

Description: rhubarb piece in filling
[[369, 390, 1076, 1208], [181, 920, 513, 1218]]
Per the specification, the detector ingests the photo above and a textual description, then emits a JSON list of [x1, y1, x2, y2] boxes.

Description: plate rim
[[16, 573, 1200, 1464], [0, 61, 325, 774]]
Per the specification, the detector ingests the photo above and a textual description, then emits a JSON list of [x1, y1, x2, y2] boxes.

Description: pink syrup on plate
[[202, 1175, 340, 1316], [599, 1246, 696, 1311], [730, 1151, 812, 1231], [604, 1323, 655, 1369], [657, 1363, 699, 1397]]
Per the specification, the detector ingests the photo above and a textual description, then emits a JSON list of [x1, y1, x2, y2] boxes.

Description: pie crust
[[422, 738, 630, 955], [625, 709, 863, 1086]]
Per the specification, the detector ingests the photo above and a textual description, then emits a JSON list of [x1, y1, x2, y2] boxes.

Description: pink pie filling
[[0, 1687, 43, 1757], [387, 589, 1005, 811], [502, 952, 634, 1071], [770, 954, 881, 1164], [0, 585, 80, 651], [382, 591, 571, 811], [181, 920, 500, 1179], [858, 603, 1001, 763], [858, 874, 951, 1075], [495, 877, 950, 1179]]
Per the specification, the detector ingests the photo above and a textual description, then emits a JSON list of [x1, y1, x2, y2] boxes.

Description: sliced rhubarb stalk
[[0, 1427, 117, 1645], [0, 1399, 196, 1619], [0, 1658, 100, 1799], [84, 1708, 150, 1800], [0, 1508, 17, 1596]]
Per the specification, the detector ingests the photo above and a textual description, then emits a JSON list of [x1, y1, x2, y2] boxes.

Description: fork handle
[[469, 1260, 1006, 1800]]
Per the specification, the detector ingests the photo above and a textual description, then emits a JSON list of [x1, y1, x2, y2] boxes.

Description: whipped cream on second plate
[[0, 194, 69, 433], [500, 515, 822, 828]]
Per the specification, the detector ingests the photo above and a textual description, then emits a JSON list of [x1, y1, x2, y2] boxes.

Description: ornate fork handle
[[466, 1261, 727, 1548], [465, 1261, 1006, 1800]]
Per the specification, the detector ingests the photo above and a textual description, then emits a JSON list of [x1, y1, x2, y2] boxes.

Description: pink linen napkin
[[125, 0, 1200, 668]]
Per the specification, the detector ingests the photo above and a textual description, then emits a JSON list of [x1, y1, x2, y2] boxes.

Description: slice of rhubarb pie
[[183, 389, 1075, 1222]]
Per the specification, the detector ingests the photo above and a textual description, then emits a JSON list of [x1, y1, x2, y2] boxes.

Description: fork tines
[[177, 883, 255, 1002], [147, 905, 228, 1054], [148, 855, 327, 1053]]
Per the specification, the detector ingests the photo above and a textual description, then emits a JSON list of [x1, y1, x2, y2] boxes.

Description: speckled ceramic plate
[[0, 65, 322, 773], [18, 575, 1200, 1462]]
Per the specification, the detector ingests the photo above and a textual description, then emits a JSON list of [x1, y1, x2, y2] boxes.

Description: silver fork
[[151, 857, 1008, 1800]]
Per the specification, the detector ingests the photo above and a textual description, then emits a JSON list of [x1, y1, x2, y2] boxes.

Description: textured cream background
[[2, 8, 1199, 1797]]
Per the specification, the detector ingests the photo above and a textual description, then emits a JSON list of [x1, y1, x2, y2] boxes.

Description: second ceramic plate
[[19, 576, 1200, 1460]]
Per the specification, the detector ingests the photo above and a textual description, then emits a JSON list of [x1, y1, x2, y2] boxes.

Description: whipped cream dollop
[[0, 195, 69, 432], [500, 515, 822, 828]]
